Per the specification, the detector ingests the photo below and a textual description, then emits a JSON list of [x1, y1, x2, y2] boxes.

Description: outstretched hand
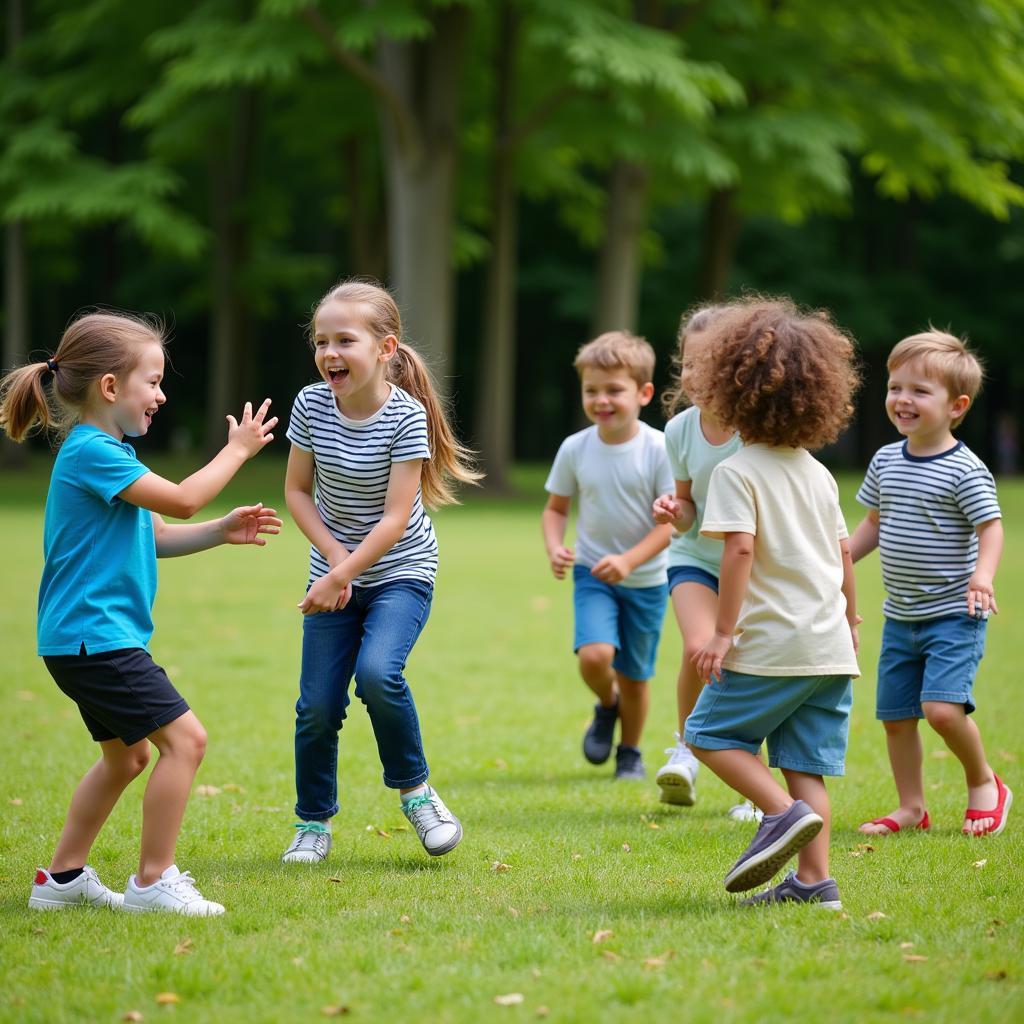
[[221, 503, 283, 546], [226, 398, 278, 459]]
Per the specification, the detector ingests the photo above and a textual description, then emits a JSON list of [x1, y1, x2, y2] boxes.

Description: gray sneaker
[[741, 870, 842, 910], [723, 799, 823, 893], [402, 786, 463, 856], [282, 821, 332, 864], [614, 744, 646, 781], [583, 699, 619, 765]]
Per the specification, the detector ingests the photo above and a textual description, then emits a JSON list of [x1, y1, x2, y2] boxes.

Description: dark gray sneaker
[[723, 799, 823, 893], [614, 744, 646, 781], [582, 699, 619, 765], [740, 870, 842, 910]]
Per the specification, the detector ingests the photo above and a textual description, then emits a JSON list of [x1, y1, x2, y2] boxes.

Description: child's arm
[[298, 459, 422, 614], [591, 523, 674, 584], [152, 504, 283, 557], [652, 479, 697, 533], [285, 445, 350, 568], [839, 537, 859, 653], [848, 509, 880, 563], [542, 494, 575, 579], [693, 531, 753, 682], [968, 518, 1003, 617], [119, 400, 277, 519]]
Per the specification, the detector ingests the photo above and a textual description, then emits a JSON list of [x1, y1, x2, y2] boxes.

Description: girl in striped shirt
[[281, 280, 480, 864]]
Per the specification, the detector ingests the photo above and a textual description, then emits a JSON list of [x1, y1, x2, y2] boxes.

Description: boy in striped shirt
[[851, 331, 1010, 838]]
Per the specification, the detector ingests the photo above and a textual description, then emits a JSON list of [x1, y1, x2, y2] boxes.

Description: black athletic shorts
[[43, 646, 190, 745]]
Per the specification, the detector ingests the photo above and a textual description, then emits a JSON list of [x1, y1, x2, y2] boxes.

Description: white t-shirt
[[665, 405, 743, 576], [545, 422, 673, 589], [701, 444, 859, 677]]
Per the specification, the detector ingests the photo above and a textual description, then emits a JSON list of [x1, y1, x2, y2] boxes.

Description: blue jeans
[[294, 579, 433, 820]]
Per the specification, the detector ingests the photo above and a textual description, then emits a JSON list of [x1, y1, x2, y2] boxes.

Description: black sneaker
[[614, 744, 646, 781], [582, 699, 619, 764]]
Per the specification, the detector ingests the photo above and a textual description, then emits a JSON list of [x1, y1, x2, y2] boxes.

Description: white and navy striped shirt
[[287, 383, 437, 588], [857, 440, 1001, 621]]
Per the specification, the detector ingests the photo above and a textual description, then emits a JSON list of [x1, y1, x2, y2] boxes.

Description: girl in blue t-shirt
[[651, 305, 757, 821], [0, 311, 279, 916], [281, 279, 480, 866]]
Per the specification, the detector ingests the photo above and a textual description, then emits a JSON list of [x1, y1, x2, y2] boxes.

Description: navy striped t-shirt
[[286, 383, 438, 588], [856, 440, 1001, 621]]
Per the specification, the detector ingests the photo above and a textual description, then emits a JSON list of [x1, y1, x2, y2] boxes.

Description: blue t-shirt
[[37, 425, 155, 655]]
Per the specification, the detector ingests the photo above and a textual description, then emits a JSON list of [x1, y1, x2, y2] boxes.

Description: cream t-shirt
[[701, 444, 859, 677]]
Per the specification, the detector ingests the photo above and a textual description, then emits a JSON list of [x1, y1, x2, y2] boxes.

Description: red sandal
[[860, 811, 930, 835], [963, 774, 1013, 836]]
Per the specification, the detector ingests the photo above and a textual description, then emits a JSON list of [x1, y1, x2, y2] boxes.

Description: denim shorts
[[572, 565, 667, 681], [684, 670, 853, 776], [668, 564, 719, 595], [876, 614, 986, 720]]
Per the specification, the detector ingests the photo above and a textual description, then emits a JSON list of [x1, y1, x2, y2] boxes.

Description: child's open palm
[[226, 399, 278, 458], [221, 503, 283, 546]]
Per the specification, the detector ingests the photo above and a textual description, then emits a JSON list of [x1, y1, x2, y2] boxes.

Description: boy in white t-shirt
[[542, 331, 674, 780], [685, 298, 861, 909]]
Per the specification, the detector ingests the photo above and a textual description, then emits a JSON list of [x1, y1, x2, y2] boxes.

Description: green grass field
[[1, 457, 1022, 1023]]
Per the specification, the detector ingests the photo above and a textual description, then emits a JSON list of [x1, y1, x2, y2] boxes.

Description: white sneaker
[[655, 735, 698, 806], [28, 866, 124, 910], [282, 821, 332, 864], [402, 786, 463, 856], [727, 800, 764, 824], [123, 865, 225, 917]]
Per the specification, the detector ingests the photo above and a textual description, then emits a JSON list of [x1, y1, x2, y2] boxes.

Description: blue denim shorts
[[572, 565, 667, 681], [684, 670, 853, 776], [668, 564, 719, 594], [876, 614, 986, 720]]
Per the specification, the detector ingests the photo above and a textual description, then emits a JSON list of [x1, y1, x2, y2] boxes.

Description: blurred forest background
[[3, 0, 1024, 488]]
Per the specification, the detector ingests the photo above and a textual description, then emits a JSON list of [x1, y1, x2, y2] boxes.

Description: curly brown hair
[[687, 297, 860, 450]]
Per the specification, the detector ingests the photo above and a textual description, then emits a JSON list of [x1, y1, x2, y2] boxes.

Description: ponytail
[[0, 361, 59, 442], [387, 344, 483, 508], [0, 311, 166, 443]]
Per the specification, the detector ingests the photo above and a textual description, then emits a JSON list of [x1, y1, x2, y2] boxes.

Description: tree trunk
[[376, 5, 469, 377], [475, 2, 519, 492], [697, 187, 740, 300], [346, 135, 387, 281], [205, 90, 258, 454], [2, 0, 28, 467], [591, 159, 650, 335]]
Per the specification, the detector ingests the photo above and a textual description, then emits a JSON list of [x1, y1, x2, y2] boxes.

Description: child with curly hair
[[684, 297, 861, 909]]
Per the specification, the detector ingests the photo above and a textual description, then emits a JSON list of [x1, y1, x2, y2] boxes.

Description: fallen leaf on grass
[[327, 877, 344, 884], [535, 1007, 550, 1018], [903, 955, 929, 963], [292, 957, 304, 966], [601, 950, 622, 962], [399, 914, 411, 924], [985, 970, 1008, 981], [900, 942, 914, 950], [866, 911, 887, 921], [644, 951, 676, 970], [997, 749, 1017, 763], [621, 843, 631, 853], [221, 783, 246, 794], [376, 830, 391, 839], [16, 690, 35, 701], [571, 853, 582, 861], [973, 859, 987, 869], [154, 993, 180, 1005], [591, 929, 613, 944], [494, 993, 525, 1006], [507, 907, 520, 918], [9, 798, 22, 806], [647, 821, 660, 830], [122, 1013, 144, 1022], [320, 1005, 350, 1016], [173, 938, 193, 956], [491, 861, 511, 873], [195, 785, 220, 797]]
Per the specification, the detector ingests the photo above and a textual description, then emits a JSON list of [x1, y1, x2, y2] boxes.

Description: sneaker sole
[[583, 745, 613, 766], [281, 853, 329, 864], [724, 814, 824, 893], [425, 821, 463, 857], [28, 895, 123, 910], [656, 770, 696, 806], [122, 901, 225, 917]]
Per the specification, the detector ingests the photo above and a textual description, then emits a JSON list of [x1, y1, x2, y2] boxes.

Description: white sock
[[401, 785, 428, 803]]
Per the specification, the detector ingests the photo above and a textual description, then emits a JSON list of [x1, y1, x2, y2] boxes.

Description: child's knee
[[922, 701, 964, 734], [106, 741, 151, 781], [577, 644, 613, 675]]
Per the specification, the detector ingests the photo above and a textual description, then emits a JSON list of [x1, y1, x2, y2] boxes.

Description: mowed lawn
[[1, 457, 1022, 1024]]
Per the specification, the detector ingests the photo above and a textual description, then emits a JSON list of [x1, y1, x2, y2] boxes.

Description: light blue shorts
[[684, 670, 853, 776], [876, 614, 986, 720], [572, 565, 667, 682], [668, 564, 719, 594]]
